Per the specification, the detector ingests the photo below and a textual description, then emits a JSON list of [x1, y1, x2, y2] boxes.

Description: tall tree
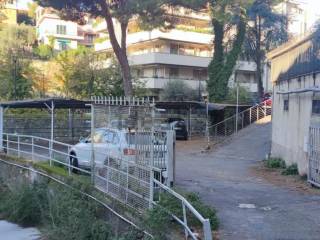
[[207, 0, 251, 102], [245, 0, 287, 99], [0, 24, 36, 100], [35, 0, 188, 96]]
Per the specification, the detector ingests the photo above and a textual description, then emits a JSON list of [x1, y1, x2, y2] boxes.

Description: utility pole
[[12, 55, 17, 100]]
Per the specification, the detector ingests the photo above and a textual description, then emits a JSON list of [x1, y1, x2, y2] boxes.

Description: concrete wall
[[271, 73, 320, 175]]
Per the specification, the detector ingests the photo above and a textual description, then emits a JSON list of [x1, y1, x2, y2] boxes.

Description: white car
[[69, 128, 167, 172]]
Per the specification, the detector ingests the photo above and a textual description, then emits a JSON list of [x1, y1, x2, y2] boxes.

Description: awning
[[0, 98, 90, 109]]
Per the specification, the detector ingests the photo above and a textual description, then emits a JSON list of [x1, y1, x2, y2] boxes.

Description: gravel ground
[[176, 119, 320, 240]]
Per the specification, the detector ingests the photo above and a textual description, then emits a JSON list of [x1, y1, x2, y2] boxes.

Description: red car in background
[[262, 93, 272, 106]]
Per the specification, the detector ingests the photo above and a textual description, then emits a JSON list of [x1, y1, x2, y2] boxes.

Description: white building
[[267, 32, 320, 177], [94, 7, 257, 96], [35, 6, 96, 51]]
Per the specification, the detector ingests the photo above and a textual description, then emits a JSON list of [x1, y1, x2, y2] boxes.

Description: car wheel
[[70, 153, 79, 174], [184, 134, 188, 141]]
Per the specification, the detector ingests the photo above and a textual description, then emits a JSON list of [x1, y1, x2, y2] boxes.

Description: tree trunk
[[255, 15, 264, 100], [102, 3, 133, 96]]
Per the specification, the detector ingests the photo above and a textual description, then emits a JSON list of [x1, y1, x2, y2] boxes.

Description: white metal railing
[[154, 179, 212, 240], [208, 103, 271, 144], [1, 132, 213, 240]]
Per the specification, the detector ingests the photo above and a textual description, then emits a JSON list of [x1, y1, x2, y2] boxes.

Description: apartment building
[[94, 7, 257, 96], [0, 0, 18, 25], [36, 6, 97, 51]]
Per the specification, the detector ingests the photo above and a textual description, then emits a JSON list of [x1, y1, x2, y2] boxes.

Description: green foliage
[[145, 189, 219, 238], [208, 1, 247, 102], [33, 44, 54, 59], [245, 0, 288, 98], [0, 24, 35, 100], [144, 205, 170, 239], [0, 182, 47, 227], [225, 86, 252, 104], [160, 80, 199, 101], [264, 158, 286, 169], [282, 164, 299, 176], [53, 47, 126, 98]]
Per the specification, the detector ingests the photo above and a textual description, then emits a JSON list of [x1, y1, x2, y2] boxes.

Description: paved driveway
[[176, 120, 320, 240], [0, 221, 40, 240]]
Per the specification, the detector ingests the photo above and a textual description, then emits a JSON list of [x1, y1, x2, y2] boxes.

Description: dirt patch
[[251, 162, 320, 195]]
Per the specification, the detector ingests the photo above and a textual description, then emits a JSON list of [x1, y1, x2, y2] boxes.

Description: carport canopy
[[0, 98, 91, 151]]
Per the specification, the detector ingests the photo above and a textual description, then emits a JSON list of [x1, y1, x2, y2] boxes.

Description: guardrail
[[207, 103, 271, 145], [154, 179, 212, 240], [1, 132, 213, 240]]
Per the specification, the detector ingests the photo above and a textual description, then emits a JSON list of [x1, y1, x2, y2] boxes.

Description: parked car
[[170, 121, 188, 140], [262, 93, 272, 106], [69, 128, 167, 172]]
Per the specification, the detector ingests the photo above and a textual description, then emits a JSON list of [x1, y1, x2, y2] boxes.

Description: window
[[284, 99, 289, 111], [169, 68, 179, 78], [58, 41, 68, 50], [85, 34, 94, 43], [170, 44, 179, 54], [312, 100, 320, 114], [56, 25, 66, 35]]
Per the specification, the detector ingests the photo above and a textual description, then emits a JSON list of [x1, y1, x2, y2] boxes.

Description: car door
[[93, 130, 109, 167]]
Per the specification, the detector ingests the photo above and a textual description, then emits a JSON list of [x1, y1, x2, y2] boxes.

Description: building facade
[[267, 32, 320, 175], [0, 0, 18, 25], [36, 6, 97, 51], [94, 7, 257, 96]]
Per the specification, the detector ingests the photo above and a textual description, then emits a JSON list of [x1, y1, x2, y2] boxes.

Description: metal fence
[[1, 95, 213, 240], [308, 125, 320, 188], [207, 103, 271, 145]]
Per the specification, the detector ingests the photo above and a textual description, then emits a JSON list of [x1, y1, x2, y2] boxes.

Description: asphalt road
[[0, 221, 40, 240], [176, 119, 320, 240]]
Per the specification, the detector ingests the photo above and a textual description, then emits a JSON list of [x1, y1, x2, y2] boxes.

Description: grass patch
[[264, 158, 286, 169], [281, 164, 299, 176], [145, 190, 219, 239]]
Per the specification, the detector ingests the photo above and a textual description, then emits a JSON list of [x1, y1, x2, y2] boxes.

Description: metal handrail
[[154, 179, 212, 240]]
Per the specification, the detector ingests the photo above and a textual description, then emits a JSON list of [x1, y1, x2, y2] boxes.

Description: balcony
[[236, 61, 257, 72], [95, 29, 213, 52], [129, 52, 211, 68], [138, 77, 207, 89]]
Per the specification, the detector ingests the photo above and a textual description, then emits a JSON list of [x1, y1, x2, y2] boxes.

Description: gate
[[308, 125, 320, 187], [91, 96, 175, 211]]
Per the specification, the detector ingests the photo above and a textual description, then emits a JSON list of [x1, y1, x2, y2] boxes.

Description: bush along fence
[[0, 158, 152, 240]]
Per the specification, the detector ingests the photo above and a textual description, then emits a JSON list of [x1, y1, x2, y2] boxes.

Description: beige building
[[94, 7, 257, 96], [36, 6, 97, 51], [267, 32, 320, 177]]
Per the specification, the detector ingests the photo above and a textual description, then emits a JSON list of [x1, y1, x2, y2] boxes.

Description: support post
[[166, 130, 175, 187], [235, 82, 239, 133], [90, 104, 95, 185], [182, 202, 188, 239], [203, 219, 213, 240], [0, 107, 3, 152], [50, 101, 54, 166]]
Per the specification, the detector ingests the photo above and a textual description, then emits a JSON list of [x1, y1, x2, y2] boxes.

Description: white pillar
[[50, 101, 54, 166], [0, 107, 3, 152]]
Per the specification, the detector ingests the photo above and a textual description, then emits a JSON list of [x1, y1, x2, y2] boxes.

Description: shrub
[[0, 182, 48, 227], [282, 164, 299, 176], [144, 205, 170, 239], [145, 190, 219, 239], [264, 158, 286, 169]]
